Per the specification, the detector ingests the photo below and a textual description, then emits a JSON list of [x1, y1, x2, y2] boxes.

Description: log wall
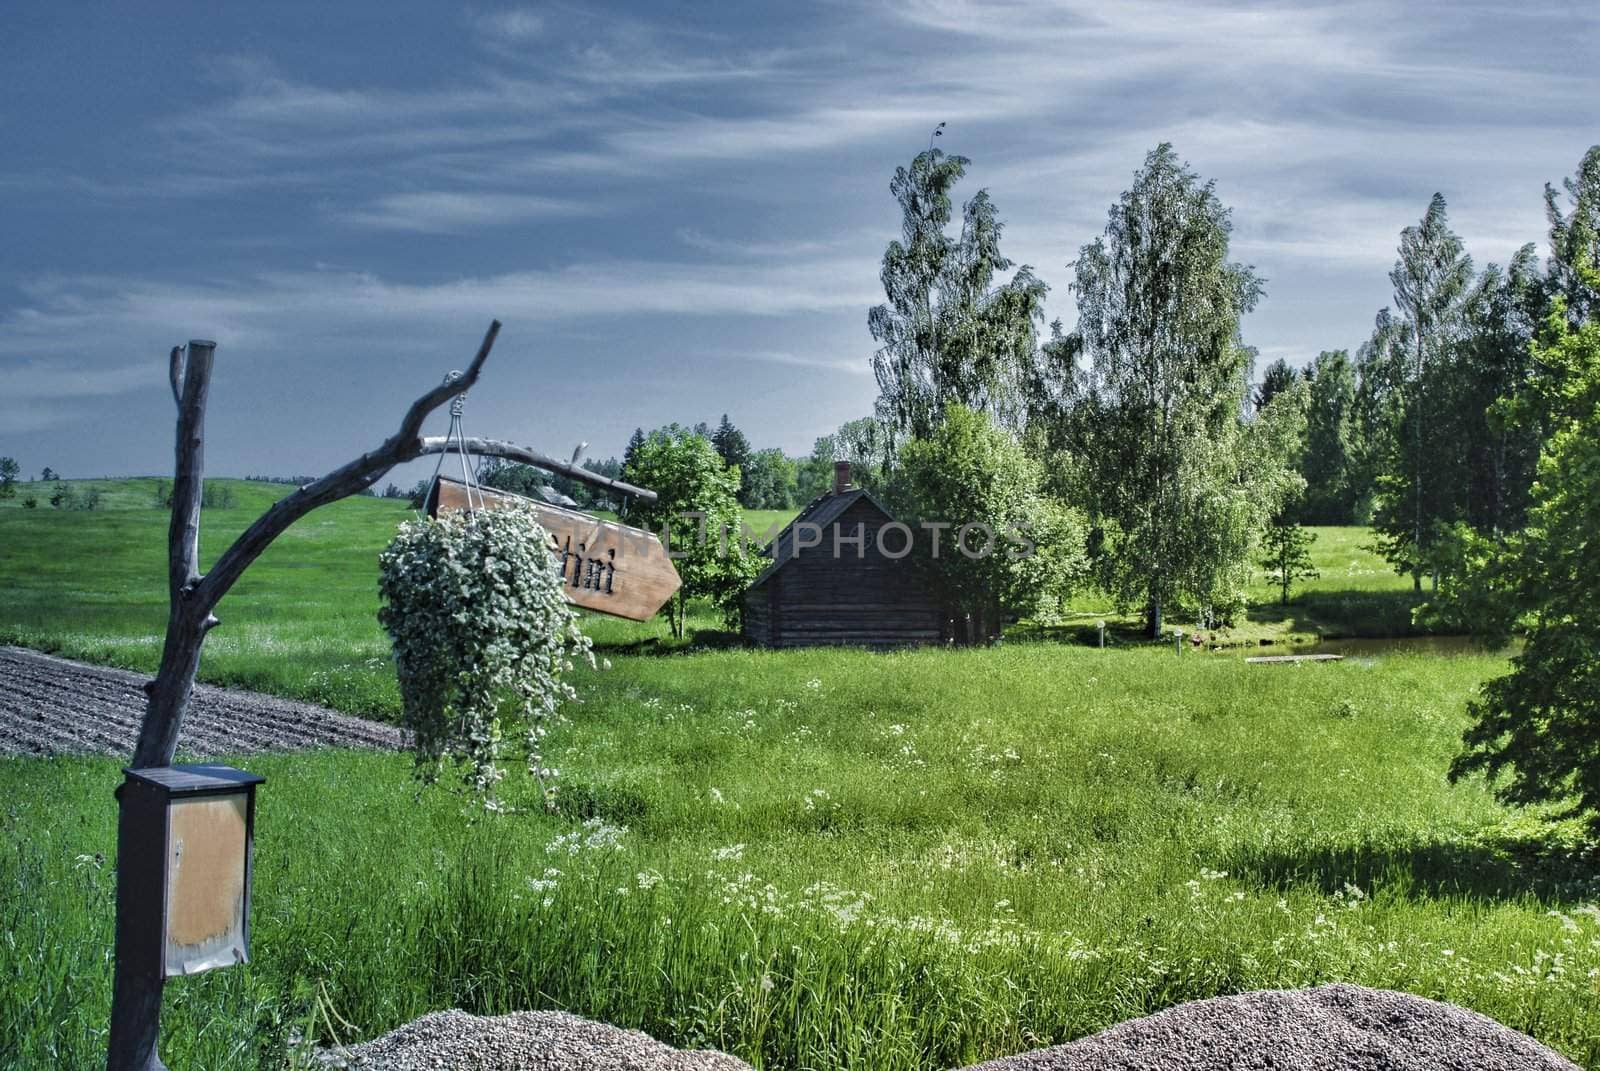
[[744, 497, 945, 649]]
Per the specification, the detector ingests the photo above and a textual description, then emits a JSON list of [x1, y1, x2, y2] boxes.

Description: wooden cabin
[[743, 463, 951, 649]]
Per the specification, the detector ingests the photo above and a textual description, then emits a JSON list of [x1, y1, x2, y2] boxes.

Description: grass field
[[5, 648, 1599, 1069], [4, 480, 1595, 1069], [0, 480, 1435, 720]]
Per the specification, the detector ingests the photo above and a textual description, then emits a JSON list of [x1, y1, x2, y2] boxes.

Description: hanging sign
[[426, 475, 681, 622]]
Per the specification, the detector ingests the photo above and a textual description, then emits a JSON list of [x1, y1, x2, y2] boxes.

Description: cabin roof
[[534, 484, 579, 508], [748, 487, 899, 590]]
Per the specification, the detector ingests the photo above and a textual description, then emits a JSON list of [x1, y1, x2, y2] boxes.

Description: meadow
[[0, 480, 1427, 720], [3, 481, 1596, 1069]]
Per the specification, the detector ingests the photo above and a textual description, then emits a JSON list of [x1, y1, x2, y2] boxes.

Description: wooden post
[[108, 339, 215, 1071], [106, 323, 660, 1070]]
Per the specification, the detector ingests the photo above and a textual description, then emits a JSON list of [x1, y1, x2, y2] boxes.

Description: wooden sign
[[426, 475, 681, 622]]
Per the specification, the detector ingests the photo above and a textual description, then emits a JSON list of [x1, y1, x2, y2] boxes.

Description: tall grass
[[4, 648, 1598, 1069]]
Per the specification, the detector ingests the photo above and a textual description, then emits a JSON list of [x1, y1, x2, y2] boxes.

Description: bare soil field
[[0, 645, 402, 758]]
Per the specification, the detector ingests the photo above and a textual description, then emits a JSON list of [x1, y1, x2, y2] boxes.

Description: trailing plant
[[378, 503, 593, 809]]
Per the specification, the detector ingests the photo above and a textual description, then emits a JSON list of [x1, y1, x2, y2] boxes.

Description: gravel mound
[[323, 1009, 754, 1071], [0, 645, 402, 757], [961, 984, 1580, 1071]]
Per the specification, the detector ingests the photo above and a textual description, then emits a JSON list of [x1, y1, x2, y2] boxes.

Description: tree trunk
[[1148, 598, 1163, 640], [1412, 325, 1427, 596]]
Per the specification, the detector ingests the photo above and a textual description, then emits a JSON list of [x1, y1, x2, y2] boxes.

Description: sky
[[2, 1, 1596, 483]]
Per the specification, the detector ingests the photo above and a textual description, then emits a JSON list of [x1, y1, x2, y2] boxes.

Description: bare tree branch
[[395, 319, 500, 443], [194, 320, 502, 612], [167, 346, 184, 407], [418, 436, 658, 503]]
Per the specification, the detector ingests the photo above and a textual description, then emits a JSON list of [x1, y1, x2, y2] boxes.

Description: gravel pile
[[320, 986, 1577, 1071], [962, 984, 1581, 1071], [321, 1010, 754, 1071], [0, 645, 402, 757]]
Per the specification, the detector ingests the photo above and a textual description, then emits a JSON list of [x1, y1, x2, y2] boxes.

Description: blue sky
[[3, 1, 1596, 482]]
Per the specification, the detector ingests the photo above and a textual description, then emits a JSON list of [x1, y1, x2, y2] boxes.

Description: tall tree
[[1544, 144, 1600, 324], [710, 414, 753, 505], [1299, 350, 1359, 524], [1443, 272, 1600, 835], [1067, 143, 1281, 636], [1347, 310, 1407, 521], [741, 447, 796, 510], [801, 415, 895, 500], [869, 148, 1047, 442], [1254, 357, 1301, 414], [0, 457, 18, 499], [1454, 246, 1543, 535], [1376, 193, 1473, 591], [623, 427, 646, 468]]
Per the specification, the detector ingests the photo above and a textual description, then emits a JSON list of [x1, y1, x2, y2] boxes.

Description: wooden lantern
[[117, 764, 264, 978]]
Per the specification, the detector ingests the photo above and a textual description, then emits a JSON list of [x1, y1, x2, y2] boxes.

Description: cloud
[[0, 404, 78, 435], [741, 351, 871, 375], [0, 253, 880, 365], [5, 360, 165, 399], [339, 190, 603, 232], [675, 229, 847, 259], [474, 9, 546, 42]]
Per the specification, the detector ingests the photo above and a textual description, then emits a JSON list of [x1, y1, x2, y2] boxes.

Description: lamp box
[[117, 764, 265, 977]]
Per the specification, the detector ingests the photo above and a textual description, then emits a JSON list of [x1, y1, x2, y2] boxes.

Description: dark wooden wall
[[744, 497, 945, 649]]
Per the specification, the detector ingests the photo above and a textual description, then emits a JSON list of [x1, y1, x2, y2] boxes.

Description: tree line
[[854, 139, 1599, 638], [850, 137, 1600, 836]]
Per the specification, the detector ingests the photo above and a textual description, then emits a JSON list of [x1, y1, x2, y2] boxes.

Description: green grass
[[0, 480, 411, 715], [1053, 525, 1438, 648], [0, 481, 794, 716], [1, 482, 1434, 721], [4, 649, 1599, 1069], [4, 482, 1594, 1068]]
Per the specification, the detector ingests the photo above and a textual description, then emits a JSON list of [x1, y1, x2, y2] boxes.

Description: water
[[1226, 634, 1509, 659]]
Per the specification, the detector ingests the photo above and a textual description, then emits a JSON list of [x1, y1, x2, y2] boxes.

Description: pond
[[1217, 634, 1512, 659]]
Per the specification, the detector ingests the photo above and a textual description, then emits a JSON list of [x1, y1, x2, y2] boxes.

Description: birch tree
[[1067, 143, 1273, 636], [1375, 193, 1473, 591], [869, 148, 1047, 443]]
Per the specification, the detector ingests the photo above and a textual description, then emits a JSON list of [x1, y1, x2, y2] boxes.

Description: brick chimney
[[833, 460, 852, 496]]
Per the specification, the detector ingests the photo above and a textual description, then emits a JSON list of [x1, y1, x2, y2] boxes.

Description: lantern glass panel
[[163, 792, 250, 976]]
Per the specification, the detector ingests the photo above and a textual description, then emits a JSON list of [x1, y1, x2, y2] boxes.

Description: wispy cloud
[[5, 360, 164, 399], [3, 1, 1596, 473], [339, 190, 603, 231], [740, 351, 871, 375], [0, 253, 879, 362], [473, 8, 546, 43]]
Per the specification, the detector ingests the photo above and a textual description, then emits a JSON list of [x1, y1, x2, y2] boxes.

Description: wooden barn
[[743, 462, 951, 649]]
